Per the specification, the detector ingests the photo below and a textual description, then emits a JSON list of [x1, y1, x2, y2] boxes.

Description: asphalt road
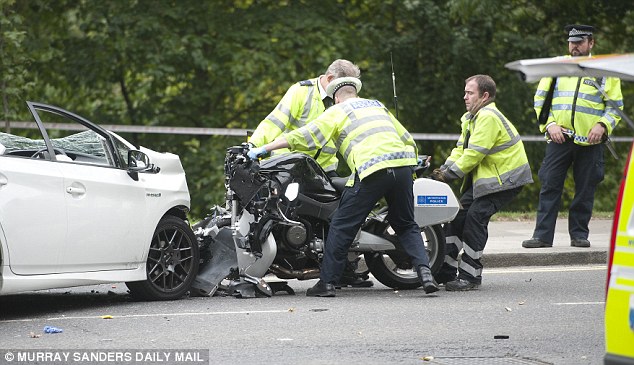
[[0, 264, 606, 365]]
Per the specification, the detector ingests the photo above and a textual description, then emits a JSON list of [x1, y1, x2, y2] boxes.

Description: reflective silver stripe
[[401, 131, 412, 144], [447, 164, 465, 179], [444, 255, 459, 270], [442, 160, 456, 170], [551, 85, 623, 107], [478, 108, 521, 155], [489, 135, 521, 154], [357, 151, 416, 176], [301, 86, 315, 124], [298, 127, 317, 149], [535, 89, 548, 97], [553, 90, 605, 104], [473, 163, 532, 198], [577, 92, 604, 103], [551, 104, 604, 116], [267, 109, 288, 131], [467, 142, 490, 155], [444, 235, 461, 270], [322, 145, 338, 155], [553, 90, 576, 98], [605, 109, 618, 128], [342, 125, 398, 161], [459, 260, 482, 278], [446, 235, 462, 250], [337, 113, 392, 149], [306, 123, 327, 148], [462, 243, 483, 260]]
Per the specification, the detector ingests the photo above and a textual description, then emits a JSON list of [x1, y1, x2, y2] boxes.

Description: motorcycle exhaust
[[269, 264, 320, 280]]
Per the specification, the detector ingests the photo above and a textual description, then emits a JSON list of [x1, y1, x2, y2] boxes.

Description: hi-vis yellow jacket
[[284, 98, 418, 186], [249, 78, 339, 172], [535, 70, 623, 145], [442, 103, 533, 199]]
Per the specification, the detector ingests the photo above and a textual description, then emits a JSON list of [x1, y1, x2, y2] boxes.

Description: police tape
[[6, 121, 633, 142], [0, 349, 208, 364]]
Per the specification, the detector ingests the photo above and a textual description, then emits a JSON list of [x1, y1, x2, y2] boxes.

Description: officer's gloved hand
[[429, 168, 446, 182], [417, 156, 430, 169], [247, 146, 267, 160]]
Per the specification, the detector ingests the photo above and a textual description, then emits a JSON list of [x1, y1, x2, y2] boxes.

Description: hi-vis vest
[[285, 98, 418, 186], [249, 77, 339, 172], [534, 71, 623, 145], [442, 103, 533, 199]]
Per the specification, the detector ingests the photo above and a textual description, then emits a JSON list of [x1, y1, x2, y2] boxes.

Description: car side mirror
[[127, 150, 160, 181]]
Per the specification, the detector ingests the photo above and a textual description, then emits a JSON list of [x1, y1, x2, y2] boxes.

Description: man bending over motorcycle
[[247, 77, 439, 297], [250, 59, 371, 289]]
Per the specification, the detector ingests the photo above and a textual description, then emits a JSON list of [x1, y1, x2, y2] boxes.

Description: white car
[[0, 101, 199, 300]]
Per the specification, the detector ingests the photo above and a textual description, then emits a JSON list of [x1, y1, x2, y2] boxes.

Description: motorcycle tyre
[[364, 224, 445, 290]]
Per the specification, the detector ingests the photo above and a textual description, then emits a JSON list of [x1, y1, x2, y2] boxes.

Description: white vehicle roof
[[505, 53, 634, 82]]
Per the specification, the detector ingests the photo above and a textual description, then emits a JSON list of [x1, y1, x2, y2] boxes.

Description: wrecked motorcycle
[[192, 144, 459, 297]]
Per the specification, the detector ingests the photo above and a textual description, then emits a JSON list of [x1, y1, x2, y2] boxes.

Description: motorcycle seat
[[330, 176, 348, 193]]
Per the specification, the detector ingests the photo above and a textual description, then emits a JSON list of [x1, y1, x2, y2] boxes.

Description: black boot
[[306, 280, 336, 297], [417, 266, 439, 294]]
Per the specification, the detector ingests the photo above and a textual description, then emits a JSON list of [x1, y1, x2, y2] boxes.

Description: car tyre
[[126, 215, 199, 300]]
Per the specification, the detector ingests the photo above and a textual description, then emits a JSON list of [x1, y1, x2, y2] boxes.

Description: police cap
[[564, 24, 594, 42], [326, 77, 362, 98]]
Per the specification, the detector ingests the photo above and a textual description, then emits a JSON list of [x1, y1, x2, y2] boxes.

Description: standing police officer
[[431, 75, 533, 291], [248, 77, 439, 297], [522, 25, 623, 249], [249, 59, 360, 176]]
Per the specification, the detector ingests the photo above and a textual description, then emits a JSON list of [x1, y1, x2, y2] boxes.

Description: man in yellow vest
[[250, 59, 372, 288], [249, 59, 360, 176], [522, 25, 623, 249], [430, 75, 533, 291], [248, 77, 439, 297]]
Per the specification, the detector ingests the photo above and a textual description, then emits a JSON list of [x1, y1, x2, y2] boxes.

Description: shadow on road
[[0, 289, 134, 321]]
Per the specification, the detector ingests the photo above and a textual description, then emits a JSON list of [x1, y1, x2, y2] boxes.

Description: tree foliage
[[3, 0, 632, 219]]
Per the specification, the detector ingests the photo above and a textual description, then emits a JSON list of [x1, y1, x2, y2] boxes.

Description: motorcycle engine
[[283, 223, 309, 249]]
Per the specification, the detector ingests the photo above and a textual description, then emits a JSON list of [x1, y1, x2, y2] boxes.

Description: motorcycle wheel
[[365, 224, 445, 290]]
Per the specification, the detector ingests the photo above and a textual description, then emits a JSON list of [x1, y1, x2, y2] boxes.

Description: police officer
[[250, 59, 370, 288], [248, 77, 439, 297], [431, 75, 533, 291], [522, 25, 623, 249], [249, 59, 360, 176]]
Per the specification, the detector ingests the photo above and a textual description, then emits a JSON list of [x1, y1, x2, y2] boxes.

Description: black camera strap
[[538, 77, 557, 127]]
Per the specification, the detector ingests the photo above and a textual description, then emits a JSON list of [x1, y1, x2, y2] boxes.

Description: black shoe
[[416, 266, 439, 294], [336, 275, 374, 289], [571, 238, 591, 247], [306, 280, 336, 297], [445, 279, 480, 291], [522, 238, 552, 248]]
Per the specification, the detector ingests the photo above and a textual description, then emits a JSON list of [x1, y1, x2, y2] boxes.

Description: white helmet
[[326, 77, 362, 98]]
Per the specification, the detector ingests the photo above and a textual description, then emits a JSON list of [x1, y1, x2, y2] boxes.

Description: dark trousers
[[532, 140, 604, 244], [439, 185, 522, 284], [320, 166, 430, 284]]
